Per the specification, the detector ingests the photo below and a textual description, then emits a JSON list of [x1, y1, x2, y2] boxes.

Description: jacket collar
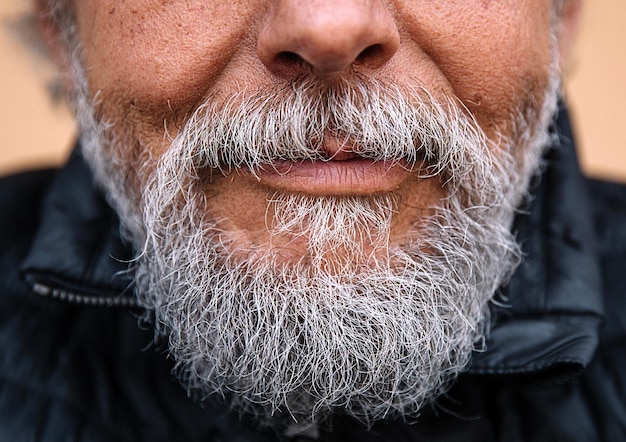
[[19, 105, 604, 376], [19, 149, 136, 307], [468, 104, 604, 376]]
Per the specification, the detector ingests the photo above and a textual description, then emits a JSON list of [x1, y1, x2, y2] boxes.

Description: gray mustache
[[170, 78, 485, 178]]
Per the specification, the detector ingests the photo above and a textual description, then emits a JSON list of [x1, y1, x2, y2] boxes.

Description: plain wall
[[1, 1, 625, 180]]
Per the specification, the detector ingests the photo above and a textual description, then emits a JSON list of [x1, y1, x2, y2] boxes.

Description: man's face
[[63, 0, 561, 431], [73, 0, 553, 246]]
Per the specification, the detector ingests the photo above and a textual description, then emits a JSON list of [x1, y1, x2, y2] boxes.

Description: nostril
[[357, 44, 387, 67], [268, 51, 310, 75], [275, 51, 305, 66], [258, 1, 400, 76]]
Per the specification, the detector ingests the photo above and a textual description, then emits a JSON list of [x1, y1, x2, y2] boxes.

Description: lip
[[241, 158, 414, 196]]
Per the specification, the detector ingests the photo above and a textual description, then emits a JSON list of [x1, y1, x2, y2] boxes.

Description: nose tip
[[257, 0, 400, 76]]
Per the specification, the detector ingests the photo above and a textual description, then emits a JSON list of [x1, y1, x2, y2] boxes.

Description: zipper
[[31, 281, 137, 308]]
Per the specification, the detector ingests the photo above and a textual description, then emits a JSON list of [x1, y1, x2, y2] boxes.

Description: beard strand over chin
[[135, 191, 520, 429], [76, 70, 559, 430]]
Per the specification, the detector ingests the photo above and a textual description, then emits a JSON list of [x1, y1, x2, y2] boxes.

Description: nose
[[257, 0, 400, 76]]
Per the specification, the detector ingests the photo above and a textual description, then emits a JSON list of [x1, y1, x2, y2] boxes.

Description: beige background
[[1, 1, 625, 181]]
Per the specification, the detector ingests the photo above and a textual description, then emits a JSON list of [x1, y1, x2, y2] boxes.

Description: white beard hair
[[74, 49, 561, 430]]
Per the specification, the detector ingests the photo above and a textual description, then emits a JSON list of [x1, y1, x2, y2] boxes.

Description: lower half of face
[[71, 2, 561, 429], [76, 62, 559, 428], [88, 74, 556, 260]]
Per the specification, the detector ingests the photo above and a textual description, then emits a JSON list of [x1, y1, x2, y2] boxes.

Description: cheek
[[75, 1, 258, 114], [397, 1, 553, 133], [74, 0, 268, 174]]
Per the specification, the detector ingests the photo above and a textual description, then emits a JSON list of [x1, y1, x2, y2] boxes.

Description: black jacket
[[1, 108, 625, 441]]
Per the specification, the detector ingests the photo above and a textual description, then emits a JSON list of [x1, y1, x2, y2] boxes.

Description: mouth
[[231, 135, 423, 196], [240, 157, 415, 196]]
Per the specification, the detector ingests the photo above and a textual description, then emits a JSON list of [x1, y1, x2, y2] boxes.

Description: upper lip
[[245, 157, 415, 196], [234, 134, 423, 196], [326, 150, 358, 161], [319, 133, 359, 161]]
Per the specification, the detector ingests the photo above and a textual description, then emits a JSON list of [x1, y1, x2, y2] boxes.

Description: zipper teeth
[[32, 282, 137, 308]]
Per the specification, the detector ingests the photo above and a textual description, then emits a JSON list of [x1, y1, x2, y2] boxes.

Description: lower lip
[[241, 159, 414, 196]]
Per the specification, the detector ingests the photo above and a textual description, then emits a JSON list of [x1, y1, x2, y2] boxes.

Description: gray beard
[[136, 192, 519, 429], [76, 71, 559, 429]]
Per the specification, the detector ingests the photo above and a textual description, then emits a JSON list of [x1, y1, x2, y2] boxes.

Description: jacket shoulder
[[584, 178, 626, 439], [586, 178, 626, 333], [587, 178, 626, 256], [0, 169, 59, 297], [587, 177, 626, 339], [0, 168, 58, 255], [0, 168, 57, 206]]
